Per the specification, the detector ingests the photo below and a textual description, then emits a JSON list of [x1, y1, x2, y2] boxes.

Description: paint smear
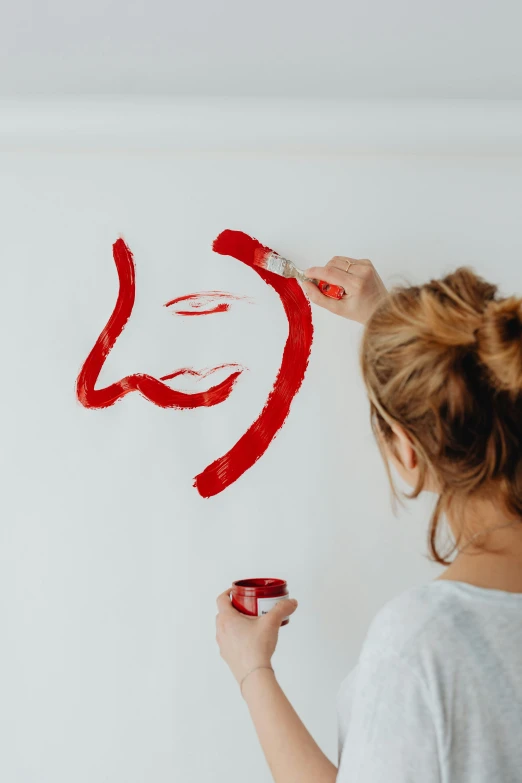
[[160, 363, 242, 384], [165, 291, 249, 316], [76, 233, 313, 498], [76, 239, 243, 410], [194, 229, 313, 498]]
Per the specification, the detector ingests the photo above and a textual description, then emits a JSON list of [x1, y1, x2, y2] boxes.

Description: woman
[[215, 256, 522, 783]]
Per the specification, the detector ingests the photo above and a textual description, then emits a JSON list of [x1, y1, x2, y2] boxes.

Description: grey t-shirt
[[337, 581, 522, 782]]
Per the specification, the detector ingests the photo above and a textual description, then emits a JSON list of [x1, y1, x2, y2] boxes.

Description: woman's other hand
[[303, 256, 387, 324], [215, 589, 298, 684]]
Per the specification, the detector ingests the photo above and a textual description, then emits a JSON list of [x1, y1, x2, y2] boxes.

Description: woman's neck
[[438, 496, 522, 593]]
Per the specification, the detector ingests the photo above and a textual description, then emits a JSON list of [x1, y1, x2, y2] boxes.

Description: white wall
[[1, 1, 522, 99], [1, 102, 521, 783]]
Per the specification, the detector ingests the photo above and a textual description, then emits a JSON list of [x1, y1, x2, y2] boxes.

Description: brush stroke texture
[[195, 230, 313, 497], [165, 291, 249, 316], [76, 239, 242, 410], [76, 233, 313, 498]]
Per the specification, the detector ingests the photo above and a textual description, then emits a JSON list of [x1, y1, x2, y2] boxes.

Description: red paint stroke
[[174, 302, 229, 316], [194, 230, 313, 498], [76, 239, 243, 410], [165, 290, 248, 316], [77, 233, 313, 498], [160, 363, 242, 383]]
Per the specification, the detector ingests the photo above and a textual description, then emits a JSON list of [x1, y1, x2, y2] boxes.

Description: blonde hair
[[361, 268, 522, 563]]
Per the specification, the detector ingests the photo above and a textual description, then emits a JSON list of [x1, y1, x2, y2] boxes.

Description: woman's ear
[[389, 421, 417, 471]]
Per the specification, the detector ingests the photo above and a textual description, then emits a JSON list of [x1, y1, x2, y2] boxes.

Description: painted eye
[[164, 291, 251, 316]]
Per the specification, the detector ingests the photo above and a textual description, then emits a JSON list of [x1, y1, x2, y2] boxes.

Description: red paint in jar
[[231, 578, 291, 626]]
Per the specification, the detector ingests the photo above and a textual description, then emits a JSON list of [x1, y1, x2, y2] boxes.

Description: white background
[[0, 0, 521, 99], [1, 102, 522, 783]]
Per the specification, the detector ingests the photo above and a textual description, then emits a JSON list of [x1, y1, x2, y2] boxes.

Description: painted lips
[[76, 233, 313, 497], [160, 364, 244, 393]]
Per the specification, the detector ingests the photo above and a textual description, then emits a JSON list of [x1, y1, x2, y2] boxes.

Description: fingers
[[305, 265, 348, 289], [303, 270, 362, 300], [264, 598, 298, 626], [216, 588, 234, 614], [301, 280, 346, 315], [326, 256, 357, 272], [327, 256, 373, 276], [305, 265, 363, 297]]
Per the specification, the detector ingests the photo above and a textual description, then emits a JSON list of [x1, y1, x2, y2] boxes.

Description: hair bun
[[476, 297, 522, 395]]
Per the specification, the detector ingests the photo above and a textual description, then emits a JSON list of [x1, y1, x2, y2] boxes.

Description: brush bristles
[[253, 249, 288, 276]]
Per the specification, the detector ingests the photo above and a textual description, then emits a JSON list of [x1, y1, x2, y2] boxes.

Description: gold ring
[[345, 261, 351, 273]]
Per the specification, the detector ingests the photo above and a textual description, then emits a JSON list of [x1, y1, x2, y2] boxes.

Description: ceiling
[[1, 0, 521, 99]]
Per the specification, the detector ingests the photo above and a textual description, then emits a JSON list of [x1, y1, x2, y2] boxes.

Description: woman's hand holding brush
[[303, 256, 387, 324]]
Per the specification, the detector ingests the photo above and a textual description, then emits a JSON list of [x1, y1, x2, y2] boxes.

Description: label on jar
[[257, 595, 290, 617]]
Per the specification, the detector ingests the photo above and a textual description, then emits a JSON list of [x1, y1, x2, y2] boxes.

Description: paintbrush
[[253, 248, 345, 300]]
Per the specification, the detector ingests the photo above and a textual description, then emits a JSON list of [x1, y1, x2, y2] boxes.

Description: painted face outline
[[76, 232, 313, 497]]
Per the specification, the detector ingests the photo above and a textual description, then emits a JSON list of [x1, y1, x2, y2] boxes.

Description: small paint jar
[[231, 578, 291, 626]]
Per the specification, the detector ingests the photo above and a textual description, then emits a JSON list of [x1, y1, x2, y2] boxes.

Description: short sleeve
[[337, 650, 441, 783]]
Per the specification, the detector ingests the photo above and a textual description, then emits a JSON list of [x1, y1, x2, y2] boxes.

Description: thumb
[[266, 597, 298, 624]]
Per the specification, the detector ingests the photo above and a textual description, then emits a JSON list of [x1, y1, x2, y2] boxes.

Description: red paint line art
[[194, 230, 313, 498], [160, 364, 242, 384], [76, 239, 243, 410], [165, 291, 250, 316], [76, 233, 313, 498], [175, 302, 228, 315]]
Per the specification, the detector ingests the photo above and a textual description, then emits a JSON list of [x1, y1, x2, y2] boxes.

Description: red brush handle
[[316, 280, 345, 300]]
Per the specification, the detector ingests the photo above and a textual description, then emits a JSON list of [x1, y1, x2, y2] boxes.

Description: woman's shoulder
[[360, 581, 463, 663]]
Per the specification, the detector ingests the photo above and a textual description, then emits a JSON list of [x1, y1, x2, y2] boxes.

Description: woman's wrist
[[240, 665, 276, 700]]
